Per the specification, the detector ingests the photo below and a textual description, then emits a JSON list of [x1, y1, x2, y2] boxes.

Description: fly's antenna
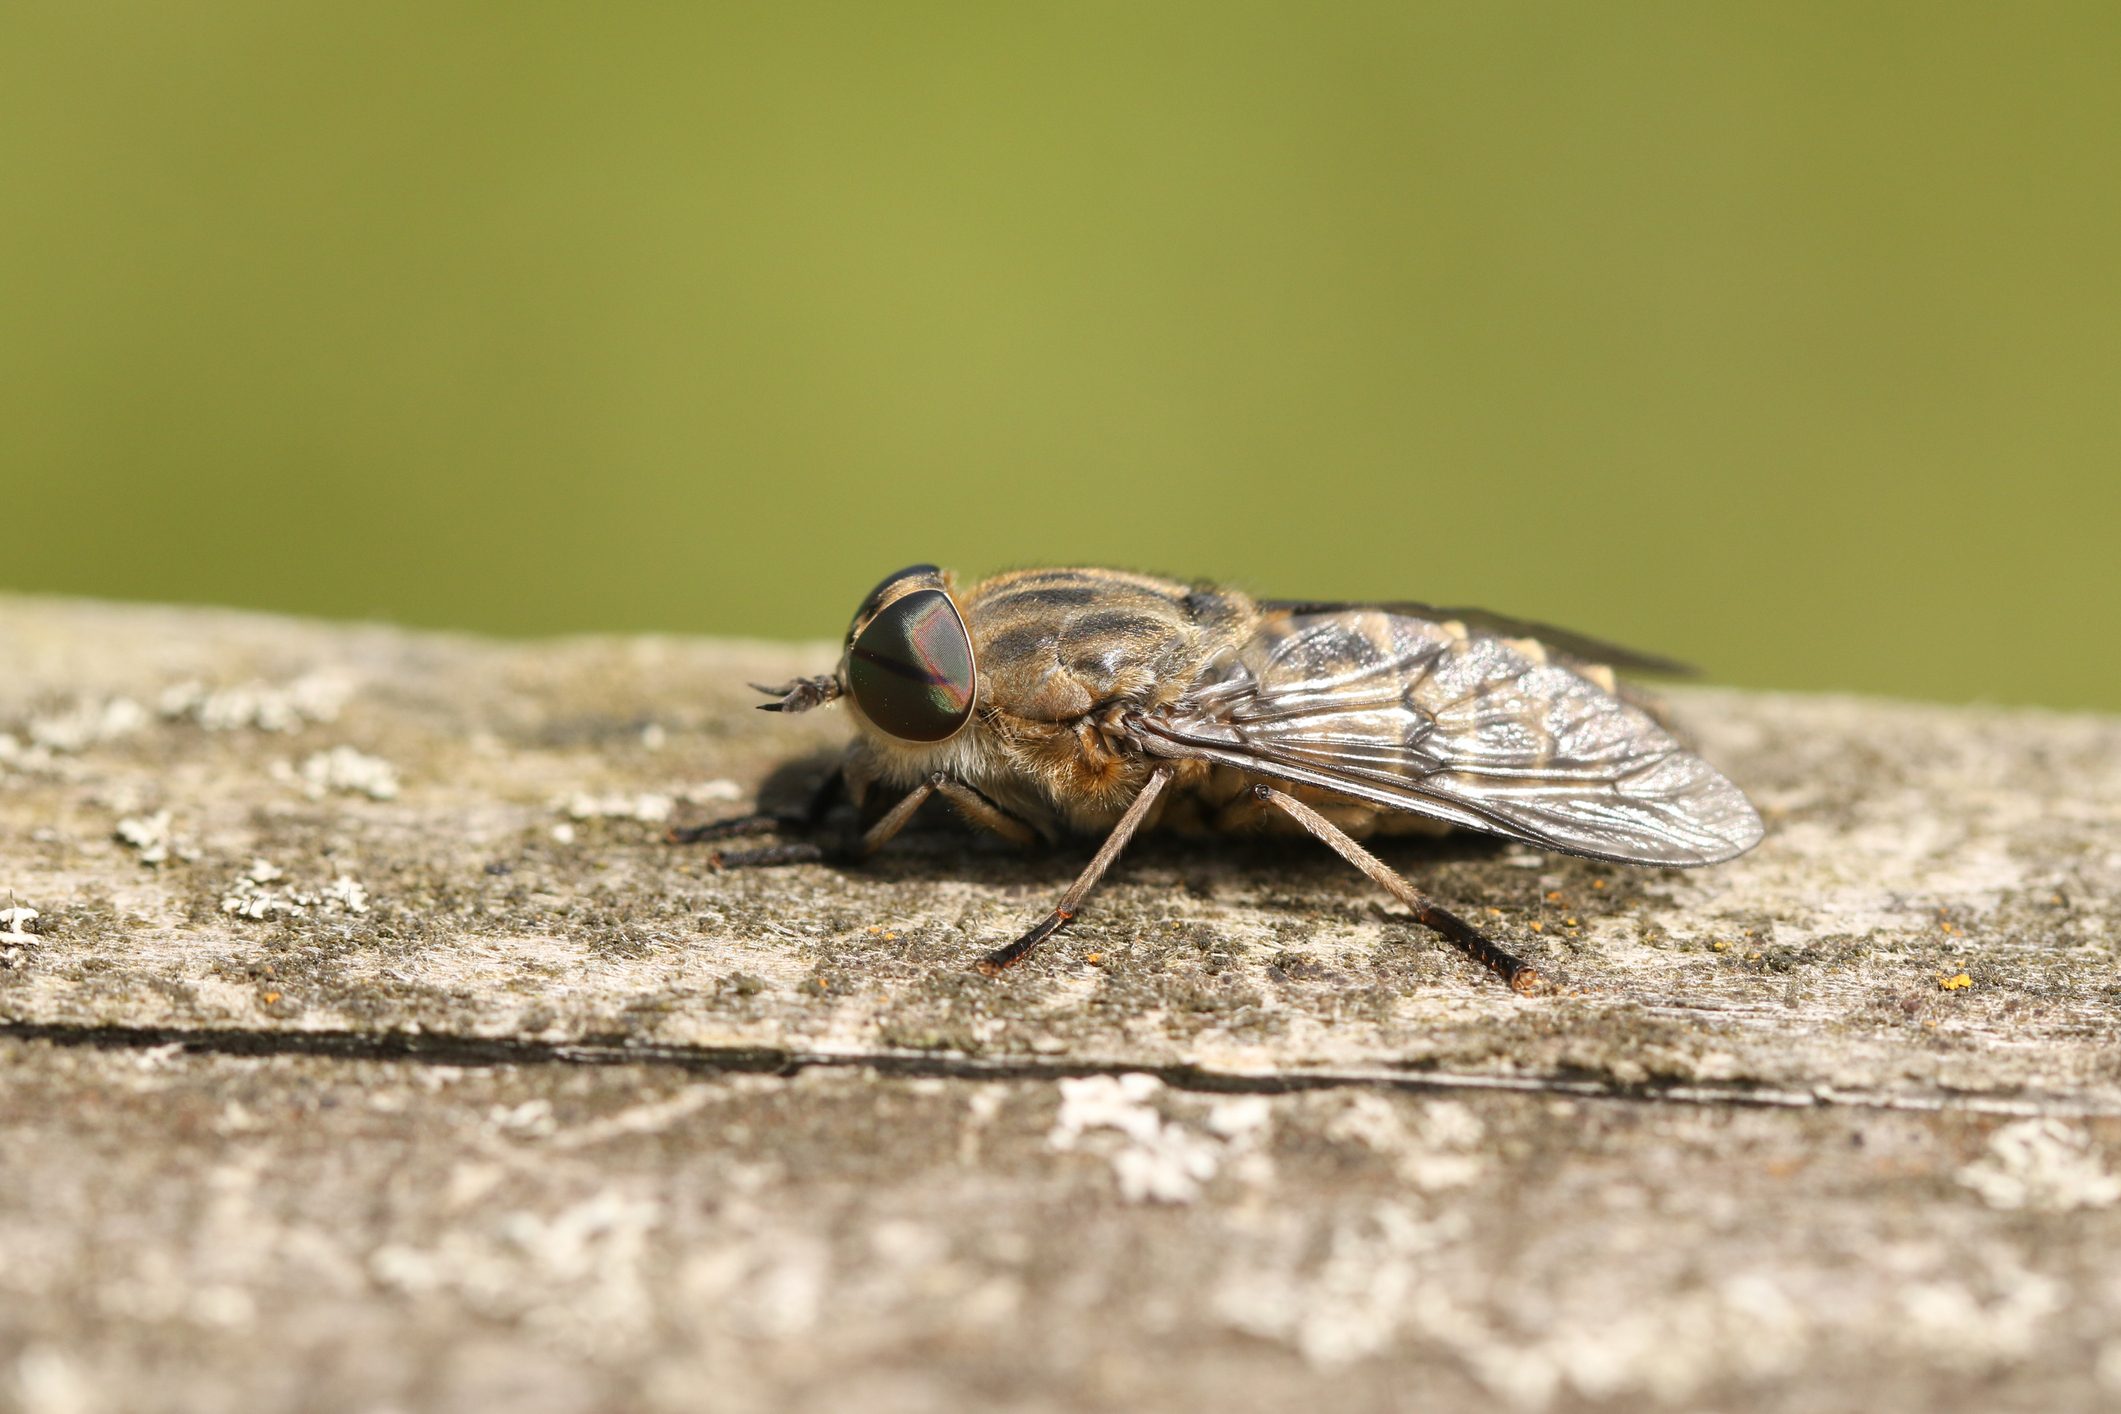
[[751, 676, 842, 715]]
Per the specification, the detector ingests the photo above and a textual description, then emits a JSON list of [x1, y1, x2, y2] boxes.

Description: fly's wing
[[1257, 599, 1696, 677], [1131, 609, 1762, 866]]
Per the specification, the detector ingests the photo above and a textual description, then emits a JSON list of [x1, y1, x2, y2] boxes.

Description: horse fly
[[674, 565, 1762, 992]]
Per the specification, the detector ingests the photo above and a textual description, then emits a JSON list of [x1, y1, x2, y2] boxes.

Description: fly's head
[[753, 563, 982, 770]]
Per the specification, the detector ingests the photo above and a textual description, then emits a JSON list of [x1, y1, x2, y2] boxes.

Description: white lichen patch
[[220, 859, 372, 920], [11, 1347, 99, 1414], [369, 1188, 667, 1356], [1045, 1074, 1268, 1204], [2, 698, 149, 776], [158, 673, 351, 733], [114, 810, 197, 866], [1321, 1093, 1490, 1191], [0, 902, 38, 965], [277, 745, 401, 801], [1216, 1201, 1466, 1369], [488, 1099, 559, 1137], [556, 781, 745, 826], [321, 876, 371, 913], [1958, 1118, 2121, 1211], [26, 695, 149, 753], [559, 791, 676, 824]]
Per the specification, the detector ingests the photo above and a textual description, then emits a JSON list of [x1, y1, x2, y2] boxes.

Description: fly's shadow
[[744, 750, 845, 821], [688, 751, 1058, 886], [719, 749, 1514, 888]]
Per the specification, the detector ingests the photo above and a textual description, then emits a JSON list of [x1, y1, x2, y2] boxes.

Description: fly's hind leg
[[1248, 784, 1543, 994]]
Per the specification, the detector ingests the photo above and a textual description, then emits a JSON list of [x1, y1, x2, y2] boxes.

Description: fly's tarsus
[[666, 814, 789, 846], [1413, 898, 1544, 995], [705, 840, 832, 870], [975, 910, 1075, 976]]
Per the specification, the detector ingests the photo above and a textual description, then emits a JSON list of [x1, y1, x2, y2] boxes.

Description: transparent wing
[[1256, 598, 1696, 677], [1131, 609, 1762, 866]]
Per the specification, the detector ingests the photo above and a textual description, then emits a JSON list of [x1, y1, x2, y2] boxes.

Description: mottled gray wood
[[2, 596, 2117, 1414]]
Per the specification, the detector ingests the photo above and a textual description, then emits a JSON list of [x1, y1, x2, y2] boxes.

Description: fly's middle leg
[[976, 766, 1173, 975]]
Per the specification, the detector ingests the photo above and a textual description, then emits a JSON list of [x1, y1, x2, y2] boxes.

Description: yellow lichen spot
[[1528, 921, 1544, 933], [865, 925, 883, 935], [1545, 891, 1564, 903], [1591, 879, 1606, 891], [1085, 952, 1104, 966], [1565, 917, 1581, 928], [1940, 922, 1959, 936], [1712, 941, 1730, 952], [262, 991, 281, 1005], [882, 932, 898, 941], [1940, 972, 1973, 991], [1486, 907, 1504, 918]]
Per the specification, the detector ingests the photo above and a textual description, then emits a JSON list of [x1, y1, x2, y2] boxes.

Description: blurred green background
[[3, 3, 2116, 709]]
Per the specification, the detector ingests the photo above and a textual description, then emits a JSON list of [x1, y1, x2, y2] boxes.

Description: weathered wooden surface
[[1, 595, 2117, 1413]]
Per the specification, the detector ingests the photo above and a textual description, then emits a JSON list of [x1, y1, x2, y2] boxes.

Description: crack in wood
[[3, 1020, 2107, 1118]]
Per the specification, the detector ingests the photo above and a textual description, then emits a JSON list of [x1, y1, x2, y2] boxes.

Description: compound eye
[[847, 589, 975, 742], [846, 563, 940, 645]]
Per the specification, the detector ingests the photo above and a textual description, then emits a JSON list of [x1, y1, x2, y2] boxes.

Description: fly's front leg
[[678, 771, 1040, 870], [668, 764, 849, 866], [692, 773, 931, 869], [1248, 784, 1544, 994], [668, 764, 845, 846]]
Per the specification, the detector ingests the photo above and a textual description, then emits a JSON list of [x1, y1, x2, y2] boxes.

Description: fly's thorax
[[958, 568, 1256, 724], [943, 568, 1255, 831]]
